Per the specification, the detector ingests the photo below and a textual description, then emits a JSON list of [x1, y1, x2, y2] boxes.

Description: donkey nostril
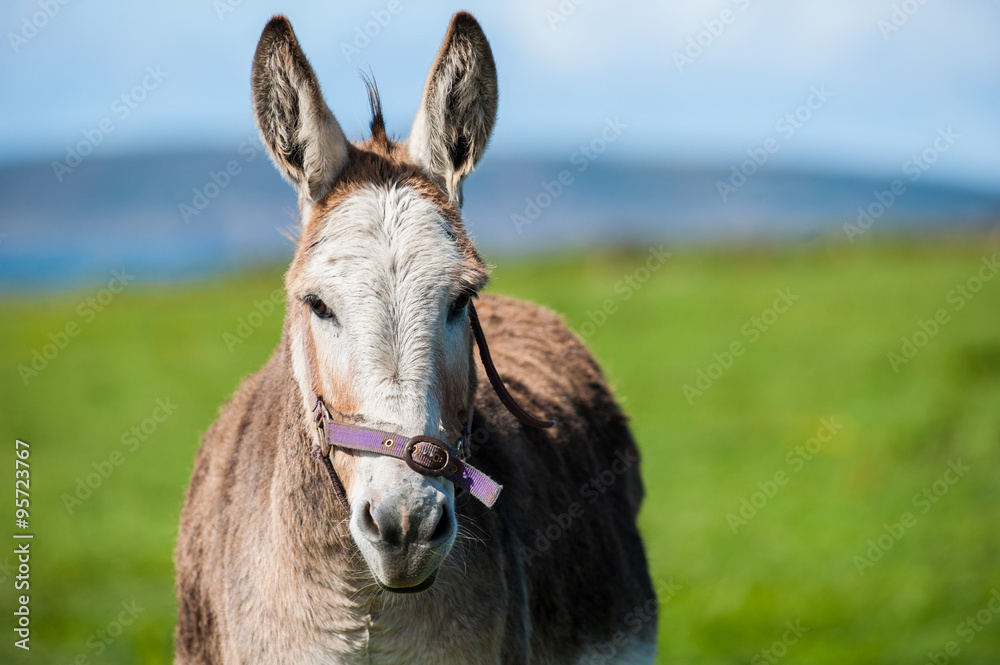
[[428, 505, 454, 545], [359, 501, 381, 541]]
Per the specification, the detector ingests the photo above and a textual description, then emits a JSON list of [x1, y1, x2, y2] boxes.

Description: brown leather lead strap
[[312, 445, 351, 513], [468, 302, 555, 430]]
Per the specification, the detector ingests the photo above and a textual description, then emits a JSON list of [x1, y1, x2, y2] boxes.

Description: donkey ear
[[252, 15, 349, 208], [407, 12, 498, 206]]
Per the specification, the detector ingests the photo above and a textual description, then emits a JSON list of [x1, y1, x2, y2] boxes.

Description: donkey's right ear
[[252, 15, 349, 209]]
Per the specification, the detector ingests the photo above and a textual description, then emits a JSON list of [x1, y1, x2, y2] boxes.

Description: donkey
[[175, 12, 656, 664]]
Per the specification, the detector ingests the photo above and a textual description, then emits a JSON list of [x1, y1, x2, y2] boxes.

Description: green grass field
[[2, 239, 1000, 664]]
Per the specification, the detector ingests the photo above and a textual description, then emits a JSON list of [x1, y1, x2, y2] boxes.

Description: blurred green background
[[2, 238, 999, 664], [4, 1, 1000, 662]]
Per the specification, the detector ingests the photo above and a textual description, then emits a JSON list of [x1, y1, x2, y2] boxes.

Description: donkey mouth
[[374, 569, 439, 594]]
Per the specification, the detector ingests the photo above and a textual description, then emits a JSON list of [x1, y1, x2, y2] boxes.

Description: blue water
[[1, 151, 997, 292]]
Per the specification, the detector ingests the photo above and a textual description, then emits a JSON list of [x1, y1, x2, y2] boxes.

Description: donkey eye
[[306, 296, 335, 320], [449, 291, 472, 316]]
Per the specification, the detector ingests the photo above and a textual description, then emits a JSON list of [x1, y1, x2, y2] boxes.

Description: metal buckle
[[403, 436, 459, 477]]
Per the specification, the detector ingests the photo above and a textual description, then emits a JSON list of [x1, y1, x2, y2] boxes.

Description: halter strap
[[299, 300, 554, 512], [469, 303, 555, 430]]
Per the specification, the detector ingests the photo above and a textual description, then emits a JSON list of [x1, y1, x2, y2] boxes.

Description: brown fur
[[175, 12, 654, 664], [298, 142, 482, 275], [176, 295, 654, 664]]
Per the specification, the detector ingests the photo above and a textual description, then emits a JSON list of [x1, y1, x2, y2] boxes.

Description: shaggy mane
[[362, 74, 392, 155]]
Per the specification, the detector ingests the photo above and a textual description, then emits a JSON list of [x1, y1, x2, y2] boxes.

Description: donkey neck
[[228, 325, 504, 664], [257, 343, 430, 664]]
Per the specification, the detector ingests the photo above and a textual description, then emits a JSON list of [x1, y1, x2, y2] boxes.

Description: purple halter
[[300, 301, 554, 511]]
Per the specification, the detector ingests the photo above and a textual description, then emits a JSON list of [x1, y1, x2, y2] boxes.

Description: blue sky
[[2, 0, 998, 191]]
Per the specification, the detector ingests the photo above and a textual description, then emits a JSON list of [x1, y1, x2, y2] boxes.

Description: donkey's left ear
[[407, 12, 498, 206]]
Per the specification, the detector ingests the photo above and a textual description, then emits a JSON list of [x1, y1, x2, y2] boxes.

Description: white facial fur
[[290, 182, 476, 586]]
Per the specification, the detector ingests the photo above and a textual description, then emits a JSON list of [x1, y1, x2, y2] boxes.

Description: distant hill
[[1, 151, 998, 291]]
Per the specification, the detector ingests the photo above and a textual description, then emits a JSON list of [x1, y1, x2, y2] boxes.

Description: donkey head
[[252, 13, 497, 592]]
